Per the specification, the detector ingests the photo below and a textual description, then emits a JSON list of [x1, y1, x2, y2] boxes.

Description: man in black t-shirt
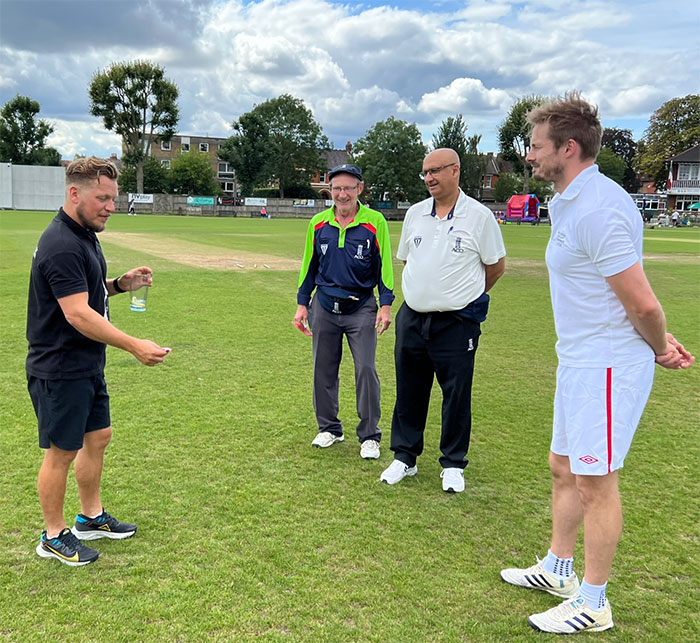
[[27, 157, 169, 566]]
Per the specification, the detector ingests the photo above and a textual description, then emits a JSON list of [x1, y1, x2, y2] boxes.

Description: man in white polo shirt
[[380, 148, 506, 492], [500, 92, 694, 635]]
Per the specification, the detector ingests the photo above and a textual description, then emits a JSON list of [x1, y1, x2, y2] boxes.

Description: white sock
[[542, 549, 574, 577], [580, 579, 607, 610]]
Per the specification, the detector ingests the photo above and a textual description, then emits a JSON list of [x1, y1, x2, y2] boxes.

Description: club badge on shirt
[[413, 236, 422, 248], [320, 243, 328, 255], [452, 237, 465, 253]]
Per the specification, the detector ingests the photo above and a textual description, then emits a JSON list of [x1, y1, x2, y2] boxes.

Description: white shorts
[[551, 361, 655, 475]]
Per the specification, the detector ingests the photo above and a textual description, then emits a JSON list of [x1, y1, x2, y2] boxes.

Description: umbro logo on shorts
[[579, 455, 599, 465]]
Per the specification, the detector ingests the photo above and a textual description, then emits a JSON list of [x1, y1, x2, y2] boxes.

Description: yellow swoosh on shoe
[[47, 546, 79, 562]]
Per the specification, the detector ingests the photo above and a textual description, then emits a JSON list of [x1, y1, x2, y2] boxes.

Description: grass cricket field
[[1, 211, 698, 641]]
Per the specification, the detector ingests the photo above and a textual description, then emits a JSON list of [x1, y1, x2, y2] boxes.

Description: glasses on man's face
[[419, 163, 456, 180], [331, 184, 360, 194]]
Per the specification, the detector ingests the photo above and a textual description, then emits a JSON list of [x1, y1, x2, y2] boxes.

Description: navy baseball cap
[[328, 163, 363, 181]]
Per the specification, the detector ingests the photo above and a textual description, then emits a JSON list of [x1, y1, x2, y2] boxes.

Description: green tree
[[219, 111, 269, 197], [498, 95, 545, 194], [0, 95, 61, 165], [528, 178, 553, 203], [221, 94, 328, 198], [493, 172, 523, 203], [635, 94, 700, 189], [354, 116, 427, 204], [462, 134, 486, 200], [601, 128, 638, 191], [89, 60, 179, 193], [118, 156, 170, 194], [596, 147, 627, 185], [168, 151, 221, 196], [432, 114, 469, 160], [432, 115, 485, 199]]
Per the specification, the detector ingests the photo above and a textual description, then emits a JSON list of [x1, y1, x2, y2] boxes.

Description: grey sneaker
[[500, 557, 580, 599], [380, 459, 417, 485], [311, 431, 344, 448], [360, 439, 380, 459]]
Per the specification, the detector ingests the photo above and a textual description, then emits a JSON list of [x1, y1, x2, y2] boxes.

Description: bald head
[[422, 148, 461, 203], [425, 148, 460, 167]]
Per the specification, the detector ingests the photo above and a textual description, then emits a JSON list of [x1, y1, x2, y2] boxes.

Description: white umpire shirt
[[546, 165, 653, 368], [397, 189, 506, 312]]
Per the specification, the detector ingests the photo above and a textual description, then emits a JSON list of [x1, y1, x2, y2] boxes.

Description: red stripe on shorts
[[606, 367, 613, 473]]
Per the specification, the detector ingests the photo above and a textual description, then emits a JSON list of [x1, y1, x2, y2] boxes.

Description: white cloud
[[46, 119, 122, 158], [1, 0, 697, 160], [418, 78, 512, 115]]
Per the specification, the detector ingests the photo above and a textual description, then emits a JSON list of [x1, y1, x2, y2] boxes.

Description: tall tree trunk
[[136, 161, 144, 194], [279, 180, 284, 199]]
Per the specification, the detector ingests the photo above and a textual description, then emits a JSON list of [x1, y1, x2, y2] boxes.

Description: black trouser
[[390, 302, 480, 469]]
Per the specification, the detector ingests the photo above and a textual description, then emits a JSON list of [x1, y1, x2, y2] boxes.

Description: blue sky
[[1, 0, 698, 160]]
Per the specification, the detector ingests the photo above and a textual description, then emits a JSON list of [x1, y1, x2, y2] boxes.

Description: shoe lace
[[549, 597, 585, 620], [59, 529, 82, 550]]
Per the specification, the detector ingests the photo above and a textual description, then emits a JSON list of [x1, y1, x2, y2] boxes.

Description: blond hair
[[527, 91, 602, 161], [65, 156, 118, 187]]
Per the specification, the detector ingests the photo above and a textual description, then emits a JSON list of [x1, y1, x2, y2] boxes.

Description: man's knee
[[574, 471, 619, 507], [549, 451, 573, 481], [84, 426, 112, 450], [44, 444, 79, 467]]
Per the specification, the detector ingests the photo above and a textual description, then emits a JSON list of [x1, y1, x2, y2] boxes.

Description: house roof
[[321, 149, 351, 170], [671, 144, 700, 163]]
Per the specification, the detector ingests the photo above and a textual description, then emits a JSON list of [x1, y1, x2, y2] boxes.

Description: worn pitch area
[[100, 232, 300, 271]]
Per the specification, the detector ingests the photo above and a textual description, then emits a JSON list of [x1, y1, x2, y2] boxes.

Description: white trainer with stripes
[[528, 595, 614, 634], [500, 557, 580, 599]]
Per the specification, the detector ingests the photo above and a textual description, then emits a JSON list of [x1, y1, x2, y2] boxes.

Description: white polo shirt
[[546, 165, 653, 367], [397, 189, 506, 312]]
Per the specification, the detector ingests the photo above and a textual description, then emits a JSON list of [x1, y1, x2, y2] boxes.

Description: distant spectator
[[671, 210, 679, 226]]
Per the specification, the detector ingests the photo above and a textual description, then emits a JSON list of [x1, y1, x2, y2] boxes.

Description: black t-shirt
[[26, 209, 109, 379]]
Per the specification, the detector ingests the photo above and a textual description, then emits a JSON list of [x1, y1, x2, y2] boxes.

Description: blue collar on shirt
[[430, 200, 456, 219]]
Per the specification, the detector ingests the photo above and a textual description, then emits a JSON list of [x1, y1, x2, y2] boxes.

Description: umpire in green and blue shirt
[[294, 164, 394, 460]]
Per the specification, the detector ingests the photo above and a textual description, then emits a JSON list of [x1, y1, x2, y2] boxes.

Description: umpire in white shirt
[[380, 148, 506, 492]]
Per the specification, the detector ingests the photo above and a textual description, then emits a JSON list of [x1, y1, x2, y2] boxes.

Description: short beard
[[76, 204, 105, 232], [532, 163, 564, 184]]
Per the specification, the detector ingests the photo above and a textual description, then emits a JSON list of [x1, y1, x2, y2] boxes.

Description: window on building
[[200, 142, 209, 153], [484, 176, 493, 188], [161, 159, 170, 169], [181, 143, 190, 152], [161, 141, 171, 151], [224, 182, 234, 192], [219, 162, 229, 174], [319, 172, 327, 183], [677, 164, 699, 181]]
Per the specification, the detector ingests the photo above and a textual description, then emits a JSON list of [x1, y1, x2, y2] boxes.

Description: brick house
[[666, 144, 700, 211]]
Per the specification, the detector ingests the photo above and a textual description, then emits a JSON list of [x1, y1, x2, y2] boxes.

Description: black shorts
[[27, 375, 111, 450]]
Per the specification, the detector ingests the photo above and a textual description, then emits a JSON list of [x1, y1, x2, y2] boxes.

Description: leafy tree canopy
[[596, 147, 627, 186], [221, 94, 328, 198], [168, 151, 221, 196], [601, 128, 638, 191], [635, 94, 700, 189], [432, 115, 485, 199], [89, 60, 179, 193], [354, 116, 427, 204], [0, 94, 61, 165], [118, 156, 170, 194], [493, 172, 523, 203], [498, 95, 545, 193]]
